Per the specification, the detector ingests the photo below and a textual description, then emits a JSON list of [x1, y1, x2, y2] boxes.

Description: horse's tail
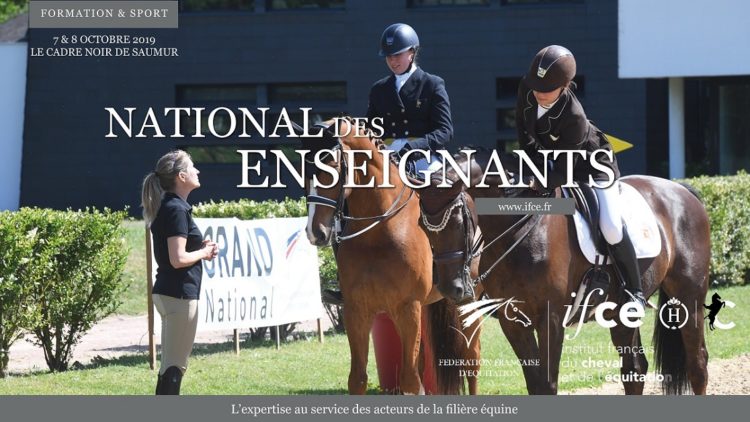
[[677, 181, 703, 203], [427, 299, 466, 394], [652, 288, 690, 394]]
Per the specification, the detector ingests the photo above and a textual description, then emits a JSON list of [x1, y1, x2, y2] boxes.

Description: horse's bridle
[[421, 191, 482, 298], [305, 126, 414, 244], [421, 189, 542, 296]]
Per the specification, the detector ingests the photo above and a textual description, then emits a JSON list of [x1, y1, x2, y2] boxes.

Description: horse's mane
[[330, 115, 387, 151]]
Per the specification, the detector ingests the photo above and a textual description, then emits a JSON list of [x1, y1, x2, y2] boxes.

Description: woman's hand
[[168, 236, 218, 268], [201, 240, 218, 260]]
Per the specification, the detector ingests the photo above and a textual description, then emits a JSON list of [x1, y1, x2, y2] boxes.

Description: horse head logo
[[451, 297, 531, 347], [503, 299, 532, 328]]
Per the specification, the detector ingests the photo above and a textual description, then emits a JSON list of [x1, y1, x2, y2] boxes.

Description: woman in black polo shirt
[[141, 150, 218, 395]]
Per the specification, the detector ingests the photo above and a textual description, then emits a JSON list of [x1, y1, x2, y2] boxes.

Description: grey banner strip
[[29, 1, 178, 28], [475, 198, 575, 215], [0, 396, 744, 422]]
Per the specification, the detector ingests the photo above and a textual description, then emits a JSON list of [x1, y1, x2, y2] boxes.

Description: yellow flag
[[605, 134, 633, 153]]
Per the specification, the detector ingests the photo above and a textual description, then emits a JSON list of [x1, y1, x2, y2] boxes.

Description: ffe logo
[[452, 298, 531, 348]]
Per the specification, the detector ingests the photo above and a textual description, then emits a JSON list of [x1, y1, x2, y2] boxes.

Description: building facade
[[15, 0, 746, 213]]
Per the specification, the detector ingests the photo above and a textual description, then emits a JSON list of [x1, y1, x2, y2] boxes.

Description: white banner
[[151, 217, 324, 331]]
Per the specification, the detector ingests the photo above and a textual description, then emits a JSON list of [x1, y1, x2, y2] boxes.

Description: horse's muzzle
[[439, 278, 475, 304], [308, 225, 332, 246]]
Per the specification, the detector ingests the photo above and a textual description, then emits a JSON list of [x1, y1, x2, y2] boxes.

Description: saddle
[[562, 184, 608, 255], [562, 184, 611, 323]]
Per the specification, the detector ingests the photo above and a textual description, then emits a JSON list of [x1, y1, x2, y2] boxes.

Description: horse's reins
[[422, 191, 541, 292], [305, 133, 415, 244]]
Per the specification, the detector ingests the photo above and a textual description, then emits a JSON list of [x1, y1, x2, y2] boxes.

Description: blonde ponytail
[[141, 150, 192, 226], [141, 172, 163, 225]]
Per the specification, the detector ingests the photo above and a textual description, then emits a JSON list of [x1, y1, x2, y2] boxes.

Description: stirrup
[[624, 290, 649, 309]]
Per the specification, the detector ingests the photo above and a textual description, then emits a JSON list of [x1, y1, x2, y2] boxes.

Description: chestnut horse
[[302, 118, 480, 394], [421, 151, 710, 395]]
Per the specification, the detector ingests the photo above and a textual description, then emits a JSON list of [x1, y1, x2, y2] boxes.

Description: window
[[497, 138, 520, 153], [496, 108, 516, 131], [496, 75, 585, 100], [502, 0, 582, 5], [183, 146, 246, 164], [176, 85, 258, 138], [408, 0, 490, 7], [268, 82, 346, 104], [175, 82, 348, 164], [570, 75, 585, 98], [177, 85, 258, 103], [266, 0, 345, 10], [267, 82, 347, 136], [496, 77, 521, 100], [184, 145, 302, 164], [180, 0, 255, 12]]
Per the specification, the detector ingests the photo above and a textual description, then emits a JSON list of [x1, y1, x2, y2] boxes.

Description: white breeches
[[593, 180, 624, 245]]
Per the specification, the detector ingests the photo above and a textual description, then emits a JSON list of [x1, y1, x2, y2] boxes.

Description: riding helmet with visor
[[379, 23, 420, 57], [524, 45, 576, 93]]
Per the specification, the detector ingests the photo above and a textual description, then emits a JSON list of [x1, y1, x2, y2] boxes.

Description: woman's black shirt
[[151, 192, 203, 299]]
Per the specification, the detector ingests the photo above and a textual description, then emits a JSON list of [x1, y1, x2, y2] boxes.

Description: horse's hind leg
[[661, 278, 709, 395], [392, 301, 423, 394], [609, 324, 648, 394], [682, 303, 709, 394], [344, 309, 374, 395]]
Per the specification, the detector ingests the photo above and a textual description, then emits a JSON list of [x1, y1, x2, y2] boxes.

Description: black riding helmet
[[524, 45, 576, 93], [379, 23, 420, 57]]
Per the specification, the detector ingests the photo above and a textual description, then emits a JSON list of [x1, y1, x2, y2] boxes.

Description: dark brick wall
[[21, 0, 647, 213]]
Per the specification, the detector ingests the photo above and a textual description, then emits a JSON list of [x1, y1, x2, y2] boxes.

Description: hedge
[[683, 171, 750, 286], [0, 208, 129, 375], [195, 171, 750, 289], [0, 0, 27, 24]]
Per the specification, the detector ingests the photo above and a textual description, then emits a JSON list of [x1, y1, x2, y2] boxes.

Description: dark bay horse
[[421, 152, 710, 395], [303, 118, 481, 394]]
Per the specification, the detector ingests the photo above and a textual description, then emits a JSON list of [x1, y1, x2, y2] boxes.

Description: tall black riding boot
[[608, 228, 646, 307], [157, 366, 183, 395]]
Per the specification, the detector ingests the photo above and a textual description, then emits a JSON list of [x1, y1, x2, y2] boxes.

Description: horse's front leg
[[393, 301, 423, 394], [464, 319, 482, 395], [536, 305, 565, 394], [499, 318, 543, 394], [344, 307, 374, 395]]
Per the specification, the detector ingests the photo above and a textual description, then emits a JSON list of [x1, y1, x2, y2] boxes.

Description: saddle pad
[[567, 182, 661, 265]]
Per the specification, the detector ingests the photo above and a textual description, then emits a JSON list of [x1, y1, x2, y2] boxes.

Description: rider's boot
[[608, 227, 647, 308], [154, 372, 163, 395], [157, 366, 183, 395]]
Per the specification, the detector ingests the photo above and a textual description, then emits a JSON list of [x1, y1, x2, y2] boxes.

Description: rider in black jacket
[[515, 45, 646, 307]]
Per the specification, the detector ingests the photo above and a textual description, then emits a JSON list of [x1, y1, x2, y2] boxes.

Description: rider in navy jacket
[[366, 23, 453, 175]]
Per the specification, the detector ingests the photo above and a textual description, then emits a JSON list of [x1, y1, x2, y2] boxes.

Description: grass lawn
[[1, 284, 747, 395]]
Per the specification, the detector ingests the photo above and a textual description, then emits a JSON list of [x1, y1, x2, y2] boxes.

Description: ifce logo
[[562, 289, 736, 340]]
